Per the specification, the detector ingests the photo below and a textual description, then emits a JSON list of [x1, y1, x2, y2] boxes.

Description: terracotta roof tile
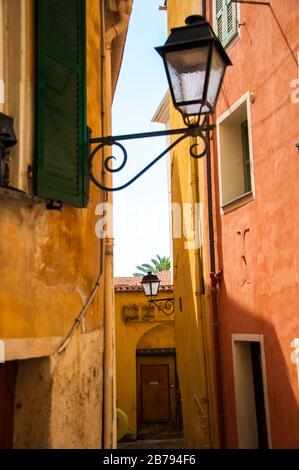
[[114, 270, 173, 293]]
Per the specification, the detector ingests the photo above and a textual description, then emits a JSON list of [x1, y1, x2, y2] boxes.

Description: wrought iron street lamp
[[141, 272, 175, 316], [155, 15, 231, 125], [88, 15, 232, 191]]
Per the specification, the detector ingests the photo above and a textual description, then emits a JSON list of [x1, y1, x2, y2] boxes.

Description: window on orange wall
[[216, 93, 255, 209], [214, 0, 238, 48]]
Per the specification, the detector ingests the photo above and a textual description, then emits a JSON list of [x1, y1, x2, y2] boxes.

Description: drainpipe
[[201, 0, 207, 20], [101, 0, 132, 449], [190, 0, 225, 449], [190, 145, 213, 449], [206, 118, 226, 448]]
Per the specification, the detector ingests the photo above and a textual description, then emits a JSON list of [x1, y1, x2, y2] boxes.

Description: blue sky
[[113, 0, 170, 277]]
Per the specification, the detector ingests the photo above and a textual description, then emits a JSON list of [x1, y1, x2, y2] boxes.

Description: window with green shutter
[[35, 0, 88, 208], [215, 0, 238, 48]]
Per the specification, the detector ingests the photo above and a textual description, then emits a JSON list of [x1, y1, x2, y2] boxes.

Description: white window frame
[[216, 91, 255, 212], [213, 0, 241, 49], [232, 334, 272, 449]]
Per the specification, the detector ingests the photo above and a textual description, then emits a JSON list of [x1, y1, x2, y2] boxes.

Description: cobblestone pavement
[[118, 438, 185, 449]]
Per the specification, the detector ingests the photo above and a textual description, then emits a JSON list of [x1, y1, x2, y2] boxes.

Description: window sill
[[0, 186, 44, 206], [225, 33, 239, 51], [221, 191, 254, 214]]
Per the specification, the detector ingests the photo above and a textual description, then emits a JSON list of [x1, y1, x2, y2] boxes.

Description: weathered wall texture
[[14, 357, 52, 448], [13, 329, 103, 449], [209, 0, 299, 448], [115, 290, 175, 438], [51, 329, 103, 449], [166, 0, 219, 449], [0, 0, 103, 341], [0, 0, 121, 448]]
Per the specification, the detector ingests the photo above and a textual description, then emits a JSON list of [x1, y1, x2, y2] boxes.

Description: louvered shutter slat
[[35, 0, 88, 208], [226, 0, 238, 43], [215, 0, 225, 46]]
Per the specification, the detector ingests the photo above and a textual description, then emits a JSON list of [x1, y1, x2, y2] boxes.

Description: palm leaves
[[133, 255, 171, 277]]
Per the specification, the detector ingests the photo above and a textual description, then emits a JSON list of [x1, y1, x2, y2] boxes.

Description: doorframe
[[136, 349, 178, 436], [231, 334, 272, 448]]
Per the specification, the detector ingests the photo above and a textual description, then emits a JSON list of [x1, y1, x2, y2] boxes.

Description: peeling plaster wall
[[13, 330, 103, 449], [51, 329, 103, 449], [14, 357, 52, 448]]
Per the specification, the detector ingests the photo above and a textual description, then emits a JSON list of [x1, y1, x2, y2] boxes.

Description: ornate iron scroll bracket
[[88, 116, 214, 192], [148, 297, 175, 316]]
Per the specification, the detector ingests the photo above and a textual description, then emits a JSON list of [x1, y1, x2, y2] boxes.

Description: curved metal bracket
[[148, 297, 175, 316], [88, 117, 213, 192]]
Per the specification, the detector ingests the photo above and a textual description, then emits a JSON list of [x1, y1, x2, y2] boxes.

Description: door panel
[[141, 364, 170, 422], [137, 355, 177, 435]]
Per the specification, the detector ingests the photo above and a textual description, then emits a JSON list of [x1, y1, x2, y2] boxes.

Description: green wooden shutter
[[215, 0, 238, 47], [225, 0, 238, 44], [215, 0, 225, 46], [35, 0, 88, 208]]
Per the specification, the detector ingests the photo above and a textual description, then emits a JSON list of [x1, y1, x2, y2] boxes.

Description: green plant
[[133, 255, 171, 277]]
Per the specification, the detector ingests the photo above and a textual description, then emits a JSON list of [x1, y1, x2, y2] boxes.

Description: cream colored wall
[[219, 123, 245, 203], [115, 290, 175, 438], [218, 98, 248, 204], [217, 91, 255, 209], [1, 0, 34, 191]]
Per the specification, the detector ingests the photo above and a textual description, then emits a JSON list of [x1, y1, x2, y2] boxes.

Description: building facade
[[165, 0, 299, 449], [164, 0, 220, 449], [0, 0, 132, 449], [114, 271, 182, 441], [209, 0, 299, 448]]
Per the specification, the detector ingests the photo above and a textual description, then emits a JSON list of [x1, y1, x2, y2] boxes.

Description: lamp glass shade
[[206, 45, 226, 109], [156, 15, 232, 119], [164, 46, 210, 116], [141, 272, 160, 298]]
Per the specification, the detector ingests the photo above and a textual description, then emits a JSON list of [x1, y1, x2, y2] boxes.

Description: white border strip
[[232, 333, 272, 449]]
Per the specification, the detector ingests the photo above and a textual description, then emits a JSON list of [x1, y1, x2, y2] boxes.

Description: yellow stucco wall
[[115, 290, 175, 438], [0, 0, 104, 342], [167, 0, 219, 449], [0, 0, 129, 448]]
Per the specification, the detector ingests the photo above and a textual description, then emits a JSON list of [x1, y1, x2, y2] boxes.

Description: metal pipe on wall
[[102, 0, 133, 449], [202, 0, 207, 19], [205, 117, 226, 448]]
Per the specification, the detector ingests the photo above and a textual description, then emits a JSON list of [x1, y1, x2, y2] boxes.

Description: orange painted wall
[[208, 0, 299, 448]]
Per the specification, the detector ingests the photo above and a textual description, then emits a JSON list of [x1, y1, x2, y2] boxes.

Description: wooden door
[[0, 361, 18, 449], [137, 355, 177, 433]]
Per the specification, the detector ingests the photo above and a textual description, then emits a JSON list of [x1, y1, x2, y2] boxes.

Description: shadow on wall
[[171, 140, 299, 448], [218, 285, 299, 449]]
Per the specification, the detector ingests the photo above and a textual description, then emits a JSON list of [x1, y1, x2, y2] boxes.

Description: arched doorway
[[136, 324, 183, 440]]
